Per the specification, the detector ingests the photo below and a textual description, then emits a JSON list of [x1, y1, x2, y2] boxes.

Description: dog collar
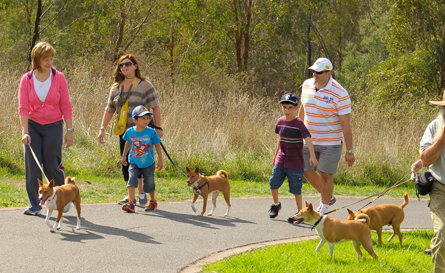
[[311, 215, 324, 231], [48, 191, 56, 202]]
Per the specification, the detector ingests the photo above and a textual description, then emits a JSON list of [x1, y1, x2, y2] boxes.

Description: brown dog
[[38, 176, 81, 233], [186, 167, 231, 217], [293, 202, 378, 259], [347, 192, 409, 245]]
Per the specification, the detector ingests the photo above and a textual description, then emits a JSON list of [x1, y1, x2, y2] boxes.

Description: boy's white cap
[[309, 58, 333, 72]]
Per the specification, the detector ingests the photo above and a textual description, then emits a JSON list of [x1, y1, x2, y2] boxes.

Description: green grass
[[202, 230, 434, 273]]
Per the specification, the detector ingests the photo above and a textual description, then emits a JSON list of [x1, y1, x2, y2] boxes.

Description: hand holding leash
[[411, 159, 422, 180], [22, 133, 31, 145]]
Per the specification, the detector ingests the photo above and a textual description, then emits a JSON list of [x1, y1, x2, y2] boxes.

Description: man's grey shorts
[[303, 144, 342, 174]]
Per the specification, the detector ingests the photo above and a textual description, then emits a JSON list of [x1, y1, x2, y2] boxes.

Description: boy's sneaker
[[118, 196, 136, 205], [23, 208, 41, 216], [122, 201, 135, 213], [138, 193, 148, 206], [145, 200, 158, 212], [269, 202, 281, 218]]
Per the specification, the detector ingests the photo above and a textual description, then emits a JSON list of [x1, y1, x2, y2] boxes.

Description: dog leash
[[159, 142, 187, 176], [28, 145, 50, 183], [356, 172, 411, 211], [323, 173, 414, 216]]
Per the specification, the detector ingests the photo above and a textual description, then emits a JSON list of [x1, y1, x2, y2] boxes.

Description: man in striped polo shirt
[[298, 58, 355, 214]]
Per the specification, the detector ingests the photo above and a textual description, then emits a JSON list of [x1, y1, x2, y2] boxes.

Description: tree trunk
[[114, 4, 127, 62], [27, 0, 43, 65], [305, 20, 312, 79], [170, 18, 175, 92], [242, 0, 252, 67]]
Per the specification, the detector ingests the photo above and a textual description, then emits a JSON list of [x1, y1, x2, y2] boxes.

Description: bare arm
[[121, 141, 131, 166], [151, 106, 163, 138], [273, 138, 280, 166], [339, 113, 355, 167], [420, 126, 445, 166], [97, 111, 114, 144], [155, 143, 163, 170], [304, 137, 318, 167], [298, 104, 305, 122], [20, 115, 30, 145]]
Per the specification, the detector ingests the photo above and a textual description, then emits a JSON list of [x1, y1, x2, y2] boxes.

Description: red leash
[[324, 174, 414, 215]]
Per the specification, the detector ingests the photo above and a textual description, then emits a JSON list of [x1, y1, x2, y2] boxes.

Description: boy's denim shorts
[[269, 164, 304, 195], [127, 163, 155, 193], [303, 144, 342, 174]]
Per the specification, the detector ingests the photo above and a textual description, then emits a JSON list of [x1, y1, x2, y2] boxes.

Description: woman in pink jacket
[[18, 42, 73, 216]]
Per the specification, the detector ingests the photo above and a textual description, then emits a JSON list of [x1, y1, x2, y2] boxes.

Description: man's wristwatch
[[67, 127, 74, 132], [346, 149, 354, 154], [100, 126, 105, 130]]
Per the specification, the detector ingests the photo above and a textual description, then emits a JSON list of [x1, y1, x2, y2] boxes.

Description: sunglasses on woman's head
[[119, 62, 134, 68]]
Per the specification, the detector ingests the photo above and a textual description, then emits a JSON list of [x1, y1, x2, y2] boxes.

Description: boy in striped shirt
[[268, 93, 318, 220]]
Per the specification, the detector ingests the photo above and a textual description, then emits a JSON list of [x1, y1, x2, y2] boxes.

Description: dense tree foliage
[[1, 0, 444, 102]]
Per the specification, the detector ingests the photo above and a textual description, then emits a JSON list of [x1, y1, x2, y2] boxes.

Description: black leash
[[148, 122, 186, 177], [160, 142, 187, 177]]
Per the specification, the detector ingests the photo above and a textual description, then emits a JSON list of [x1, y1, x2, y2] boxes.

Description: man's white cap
[[309, 58, 333, 72]]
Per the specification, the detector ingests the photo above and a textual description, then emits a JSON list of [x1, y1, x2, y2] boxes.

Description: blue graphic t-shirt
[[122, 126, 161, 168]]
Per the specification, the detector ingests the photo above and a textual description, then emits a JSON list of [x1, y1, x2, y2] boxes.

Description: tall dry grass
[[0, 57, 437, 185]]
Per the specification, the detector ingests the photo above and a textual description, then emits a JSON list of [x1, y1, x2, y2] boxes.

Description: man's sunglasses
[[119, 62, 134, 68], [312, 70, 329, 75]]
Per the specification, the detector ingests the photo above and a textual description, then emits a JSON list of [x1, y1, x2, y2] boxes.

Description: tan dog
[[293, 202, 378, 259], [186, 167, 231, 217], [347, 192, 409, 245], [38, 176, 81, 233]]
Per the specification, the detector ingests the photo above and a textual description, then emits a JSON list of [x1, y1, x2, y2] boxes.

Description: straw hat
[[429, 90, 445, 106]]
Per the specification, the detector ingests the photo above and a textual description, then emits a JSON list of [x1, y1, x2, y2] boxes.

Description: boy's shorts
[[303, 144, 342, 174], [127, 163, 156, 193], [269, 164, 304, 195]]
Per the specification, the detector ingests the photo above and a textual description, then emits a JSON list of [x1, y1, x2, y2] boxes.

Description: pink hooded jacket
[[18, 68, 72, 125]]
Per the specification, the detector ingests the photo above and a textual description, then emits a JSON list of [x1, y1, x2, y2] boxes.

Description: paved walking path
[[0, 196, 432, 273]]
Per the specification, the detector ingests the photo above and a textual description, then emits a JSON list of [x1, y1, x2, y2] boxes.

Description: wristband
[[152, 125, 163, 131]]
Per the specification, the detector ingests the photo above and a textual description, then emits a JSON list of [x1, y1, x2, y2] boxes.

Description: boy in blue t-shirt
[[268, 93, 318, 221], [121, 105, 163, 213]]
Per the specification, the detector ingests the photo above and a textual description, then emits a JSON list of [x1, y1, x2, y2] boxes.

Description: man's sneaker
[[329, 195, 336, 206], [122, 201, 135, 213], [269, 202, 281, 218], [139, 193, 148, 206], [24, 208, 41, 216], [145, 200, 158, 212], [64, 202, 71, 213], [425, 247, 432, 255], [118, 197, 136, 205], [319, 195, 337, 206]]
